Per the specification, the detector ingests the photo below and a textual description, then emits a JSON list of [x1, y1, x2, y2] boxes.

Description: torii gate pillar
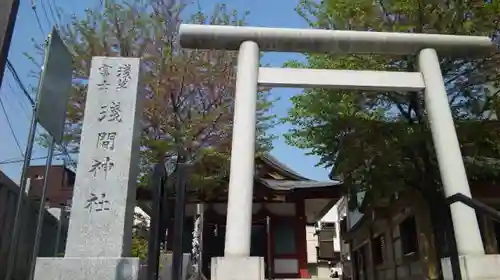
[[180, 24, 500, 280]]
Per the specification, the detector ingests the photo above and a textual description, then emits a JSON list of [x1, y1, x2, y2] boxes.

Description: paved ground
[[290, 278, 339, 280]]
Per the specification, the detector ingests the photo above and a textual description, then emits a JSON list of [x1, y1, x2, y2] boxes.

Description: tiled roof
[[259, 178, 341, 191]]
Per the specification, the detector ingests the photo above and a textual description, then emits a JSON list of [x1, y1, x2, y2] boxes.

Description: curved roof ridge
[[261, 152, 316, 181]]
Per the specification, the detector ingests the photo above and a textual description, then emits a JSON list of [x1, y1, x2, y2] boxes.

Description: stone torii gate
[[179, 24, 498, 280]]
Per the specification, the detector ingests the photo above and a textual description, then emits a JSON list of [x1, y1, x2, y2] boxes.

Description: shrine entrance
[[202, 222, 269, 279], [179, 23, 498, 280], [137, 152, 341, 279]]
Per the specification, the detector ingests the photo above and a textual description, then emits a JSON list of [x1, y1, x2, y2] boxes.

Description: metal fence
[[0, 173, 68, 280]]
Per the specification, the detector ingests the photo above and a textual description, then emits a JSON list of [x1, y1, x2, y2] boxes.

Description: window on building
[[340, 218, 348, 232], [400, 216, 419, 256], [318, 223, 336, 240], [318, 239, 334, 259], [355, 245, 368, 280], [321, 222, 335, 228], [317, 223, 336, 259], [64, 170, 76, 187], [392, 215, 419, 260], [273, 220, 296, 255]]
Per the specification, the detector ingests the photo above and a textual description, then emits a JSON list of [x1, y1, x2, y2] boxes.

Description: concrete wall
[[322, 204, 341, 252], [306, 225, 318, 263], [0, 172, 67, 280], [316, 263, 332, 278]]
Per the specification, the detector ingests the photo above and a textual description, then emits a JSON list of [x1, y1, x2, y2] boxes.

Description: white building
[[306, 201, 343, 278], [134, 206, 151, 227]]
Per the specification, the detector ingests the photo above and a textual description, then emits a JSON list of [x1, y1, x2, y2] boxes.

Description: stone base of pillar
[[160, 253, 192, 280], [441, 255, 500, 280], [34, 257, 140, 280], [211, 256, 264, 280]]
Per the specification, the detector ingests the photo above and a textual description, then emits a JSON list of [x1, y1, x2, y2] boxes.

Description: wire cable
[[45, 0, 60, 28], [6, 59, 35, 106], [7, 81, 31, 118], [31, 0, 46, 35], [5, 59, 77, 169], [40, 0, 53, 29], [0, 152, 69, 165], [0, 96, 24, 156]]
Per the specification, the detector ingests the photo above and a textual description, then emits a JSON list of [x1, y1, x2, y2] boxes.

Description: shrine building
[[137, 153, 343, 279]]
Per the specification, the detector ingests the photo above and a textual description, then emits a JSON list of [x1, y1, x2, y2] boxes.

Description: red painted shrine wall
[[166, 200, 311, 278]]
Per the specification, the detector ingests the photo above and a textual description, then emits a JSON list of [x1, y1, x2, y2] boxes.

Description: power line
[[5, 25, 77, 170], [39, 0, 52, 28], [31, 0, 46, 35], [33, 10, 46, 35], [0, 152, 69, 165], [5, 58, 77, 169], [0, 96, 24, 156], [6, 59, 35, 106], [6, 81, 31, 118], [46, 0, 60, 27]]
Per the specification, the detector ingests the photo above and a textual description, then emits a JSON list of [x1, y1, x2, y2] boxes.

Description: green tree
[[131, 212, 149, 260], [33, 0, 276, 196], [285, 0, 500, 278], [31, 0, 276, 265]]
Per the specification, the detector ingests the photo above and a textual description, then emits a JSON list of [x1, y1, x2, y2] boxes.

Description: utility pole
[[0, 0, 20, 87]]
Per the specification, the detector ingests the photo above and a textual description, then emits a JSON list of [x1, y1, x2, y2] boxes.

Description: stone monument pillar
[[34, 57, 143, 280]]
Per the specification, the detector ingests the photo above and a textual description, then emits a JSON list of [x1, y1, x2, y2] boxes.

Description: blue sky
[[0, 0, 331, 183]]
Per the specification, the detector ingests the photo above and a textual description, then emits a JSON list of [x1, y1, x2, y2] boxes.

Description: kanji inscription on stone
[[84, 192, 111, 212], [98, 101, 122, 122], [88, 156, 115, 179], [64, 57, 142, 258], [96, 132, 117, 150], [97, 64, 112, 91]]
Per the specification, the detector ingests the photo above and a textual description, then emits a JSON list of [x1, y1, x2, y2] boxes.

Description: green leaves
[[131, 211, 149, 260], [284, 0, 500, 209], [131, 233, 148, 260]]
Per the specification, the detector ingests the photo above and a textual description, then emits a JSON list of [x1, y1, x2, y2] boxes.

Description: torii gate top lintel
[[179, 23, 495, 56]]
